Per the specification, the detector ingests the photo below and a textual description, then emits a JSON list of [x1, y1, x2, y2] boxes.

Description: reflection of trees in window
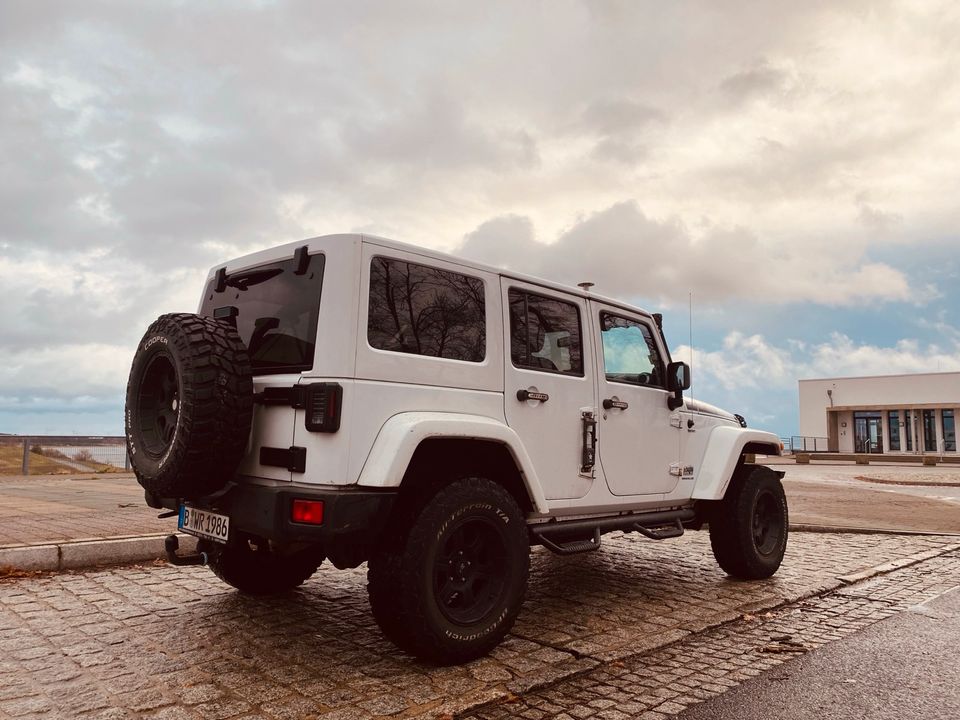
[[368, 257, 486, 362], [508, 290, 583, 375]]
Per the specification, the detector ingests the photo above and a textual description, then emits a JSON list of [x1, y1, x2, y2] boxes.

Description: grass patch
[[0, 445, 124, 475]]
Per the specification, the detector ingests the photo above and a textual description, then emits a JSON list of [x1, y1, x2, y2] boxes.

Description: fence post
[[124, 448, 130, 471], [21, 437, 30, 475]]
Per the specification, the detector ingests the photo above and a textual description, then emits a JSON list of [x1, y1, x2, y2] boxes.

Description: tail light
[[291, 499, 324, 525], [303, 383, 342, 433]]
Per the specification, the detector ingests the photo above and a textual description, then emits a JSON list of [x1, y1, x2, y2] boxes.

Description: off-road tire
[[200, 538, 322, 595], [709, 465, 788, 580], [367, 478, 529, 664], [126, 313, 253, 499]]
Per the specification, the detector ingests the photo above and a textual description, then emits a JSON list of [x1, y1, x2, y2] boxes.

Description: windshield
[[199, 254, 324, 374]]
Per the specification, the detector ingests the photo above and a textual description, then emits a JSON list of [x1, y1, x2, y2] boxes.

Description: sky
[[2, 0, 959, 438]]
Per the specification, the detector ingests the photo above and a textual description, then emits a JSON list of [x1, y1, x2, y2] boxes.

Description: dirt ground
[[767, 458, 960, 534]]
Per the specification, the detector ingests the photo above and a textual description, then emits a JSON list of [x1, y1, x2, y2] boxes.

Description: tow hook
[[164, 534, 208, 566]]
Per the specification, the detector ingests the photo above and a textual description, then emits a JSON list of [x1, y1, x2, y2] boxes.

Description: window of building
[[508, 289, 583, 375], [923, 410, 937, 452], [600, 313, 665, 387], [367, 257, 486, 362], [888, 411, 901, 451], [943, 410, 956, 452]]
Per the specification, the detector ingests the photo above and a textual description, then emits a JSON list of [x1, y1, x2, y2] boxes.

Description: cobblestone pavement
[[0, 532, 957, 719], [466, 547, 960, 720], [0, 475, 166, 547]]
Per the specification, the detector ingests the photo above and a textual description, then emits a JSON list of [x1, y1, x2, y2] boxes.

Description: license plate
[[178, 505, 230, 544]]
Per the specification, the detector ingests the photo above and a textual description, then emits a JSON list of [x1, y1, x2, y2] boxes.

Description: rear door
[[590, 302, 680, 495], [502, 281, 597, 500], [199, 249, 325, 481]]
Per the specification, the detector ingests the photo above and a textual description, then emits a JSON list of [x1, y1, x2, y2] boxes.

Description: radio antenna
[[689, 291, 694, 403]]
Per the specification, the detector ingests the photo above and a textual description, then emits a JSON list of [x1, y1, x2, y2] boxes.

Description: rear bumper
[[146, 478, 397, 567]]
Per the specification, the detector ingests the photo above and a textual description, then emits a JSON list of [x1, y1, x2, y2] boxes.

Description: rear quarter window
[[367, 256, 486, 363]]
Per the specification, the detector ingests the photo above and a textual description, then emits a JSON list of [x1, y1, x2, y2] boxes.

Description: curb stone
[[0, 525, 949, 573], [790, 524, 960, 537], [0, 533, 198, 573]]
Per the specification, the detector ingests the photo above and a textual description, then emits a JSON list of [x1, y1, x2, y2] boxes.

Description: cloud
[[680, 332, 960, 393], [719, 60, 796, 105], [458, 201, 915, 306], [1, 0, 959, 434]]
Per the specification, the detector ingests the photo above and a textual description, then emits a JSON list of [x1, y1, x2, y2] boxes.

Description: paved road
[[1, 533, 957, 719], [2, 462, 958, 549], [0, 474, 169, 547], [469, 547, 960, 720], [677, 586, 960, 720]]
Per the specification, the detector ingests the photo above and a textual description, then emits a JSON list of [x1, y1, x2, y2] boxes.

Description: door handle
[[517, 389, 549, 402], [602, 398, 628, 410]]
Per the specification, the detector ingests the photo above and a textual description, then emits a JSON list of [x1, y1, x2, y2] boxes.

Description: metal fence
[[0, 436, 128, 476], [786, 436, 831, 453]]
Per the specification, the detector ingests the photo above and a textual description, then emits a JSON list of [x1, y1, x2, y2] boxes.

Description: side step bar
[[530, 508, 695, 556], [536, 527, 602, 556]]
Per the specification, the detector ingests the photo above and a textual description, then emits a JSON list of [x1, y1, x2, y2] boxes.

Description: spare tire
[[126, 313, 253, 499]]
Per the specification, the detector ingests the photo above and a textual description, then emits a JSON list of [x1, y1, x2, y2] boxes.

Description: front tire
[[200, 538, 323, 596], [709, 465, 788, 580], [367, 478, 529, 664]]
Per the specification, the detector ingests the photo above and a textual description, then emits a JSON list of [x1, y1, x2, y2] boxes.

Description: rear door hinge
[[259, 446, 306, 473]]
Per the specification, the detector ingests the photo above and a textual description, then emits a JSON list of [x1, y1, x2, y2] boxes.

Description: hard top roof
[[210, 233, 655, 320]]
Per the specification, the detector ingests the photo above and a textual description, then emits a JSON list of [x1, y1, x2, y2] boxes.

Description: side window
[[600, 313, 664, 387], [509, 289, 583, 375], [367, 257, 486, 362]]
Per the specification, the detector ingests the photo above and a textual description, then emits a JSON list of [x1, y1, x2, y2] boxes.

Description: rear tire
[[709, 465, 788, 580], [125, 313, 253, 499], [201, 538, 323, 595], [367, 478, 529, 664]]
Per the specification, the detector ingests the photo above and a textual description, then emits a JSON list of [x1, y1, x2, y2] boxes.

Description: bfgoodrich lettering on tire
[[125, 313, 253, 499], [709, 465, 788, 580], [367, 477, 529, 664]]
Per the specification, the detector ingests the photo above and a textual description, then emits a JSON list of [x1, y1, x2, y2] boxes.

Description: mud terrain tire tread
[[126, 313, 253, 499], [709, 464, 788, 580]]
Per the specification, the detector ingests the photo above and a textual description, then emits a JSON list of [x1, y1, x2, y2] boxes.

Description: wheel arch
[[356, 412, 548, 514], [691, 426, 783, 501]]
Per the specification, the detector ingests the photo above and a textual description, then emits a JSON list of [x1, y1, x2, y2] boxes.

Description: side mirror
[[666, 361, 691, 410]]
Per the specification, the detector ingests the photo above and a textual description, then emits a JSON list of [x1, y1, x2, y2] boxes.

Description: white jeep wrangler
[[126, 234, 787, 664]]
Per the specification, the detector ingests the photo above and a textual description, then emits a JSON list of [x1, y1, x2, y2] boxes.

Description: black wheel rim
[[752, 490, 783, 556], [137, 353, 180, 457], [433, 516, 509, 625]]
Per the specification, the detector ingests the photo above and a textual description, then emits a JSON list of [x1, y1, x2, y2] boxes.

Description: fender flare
[[691, 426, 782, 501], [356, 411, 549, 514]]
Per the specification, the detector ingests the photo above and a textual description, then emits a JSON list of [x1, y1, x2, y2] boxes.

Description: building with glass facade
[[798, 371, 959, 454]]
